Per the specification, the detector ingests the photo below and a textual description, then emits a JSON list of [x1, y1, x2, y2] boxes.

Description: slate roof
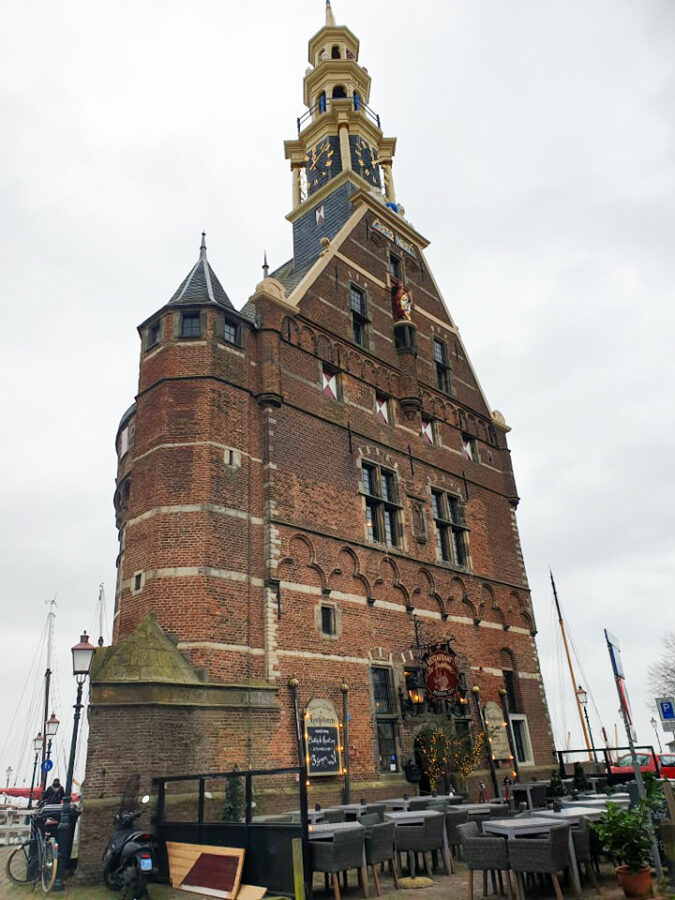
[[269, 258, 313, 294], [90, 612, 200, 684], [168, 233, 234, 309]]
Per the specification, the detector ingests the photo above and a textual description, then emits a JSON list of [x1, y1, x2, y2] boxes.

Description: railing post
[[197, 778, 205, 825], [245, 771, 253, 825]]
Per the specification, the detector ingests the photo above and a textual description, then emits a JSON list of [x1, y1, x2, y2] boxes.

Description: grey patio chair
[[467, 808, 491, 830], [571, 820, 600, 894], [359, 813, 380, 829], [529, 784, 549, 809], [365, 821, 398, 895], [445, 807, 469, 857], [507, 822, 571, 900], [457, 821, 513, 900], [311, 828, 368, 900], [395, 813, 451, 877], [407, 797, 431, 811], [363, 803, 386, 822], [323, 809, 346, 823]]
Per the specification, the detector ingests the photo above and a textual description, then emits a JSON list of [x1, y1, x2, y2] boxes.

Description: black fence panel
[[156, 822, 302, 896]]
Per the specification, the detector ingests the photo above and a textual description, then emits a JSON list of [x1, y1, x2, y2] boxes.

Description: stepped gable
[[91, 613, 200, 684]]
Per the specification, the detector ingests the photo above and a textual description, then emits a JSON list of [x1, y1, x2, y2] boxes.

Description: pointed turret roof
[[168, 233, 233, 309], [325, 0, 336, 27]]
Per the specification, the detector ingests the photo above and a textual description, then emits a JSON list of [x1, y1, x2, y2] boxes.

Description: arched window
[[318, 91, 326, 113], [332, 85, 347, 99], [353, 91, 361, 111], [331, 45, 340, 59]]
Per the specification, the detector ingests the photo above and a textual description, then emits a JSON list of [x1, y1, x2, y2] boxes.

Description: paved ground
[[0, 845, 667, 900]]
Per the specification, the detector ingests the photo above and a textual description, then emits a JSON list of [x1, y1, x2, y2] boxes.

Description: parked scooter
[[103, 776, 154, 900]]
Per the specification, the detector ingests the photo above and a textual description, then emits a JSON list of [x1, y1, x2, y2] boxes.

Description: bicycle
[[5, 807, 59, 893]]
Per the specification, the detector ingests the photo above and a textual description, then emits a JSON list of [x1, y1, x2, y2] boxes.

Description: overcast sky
[[1, 0, 673, 789]]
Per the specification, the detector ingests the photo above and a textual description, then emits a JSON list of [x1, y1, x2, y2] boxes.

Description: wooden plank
[[292, 836, 305, 900], [236, 885, 267, 900]]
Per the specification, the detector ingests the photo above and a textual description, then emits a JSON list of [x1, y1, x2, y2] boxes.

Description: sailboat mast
[[550, 571, 592, 760], [41, 599, 56, 772]]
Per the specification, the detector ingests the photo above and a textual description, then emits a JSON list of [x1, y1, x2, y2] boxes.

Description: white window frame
[[509, 714, 534, 767], [120, 426, 129, 457]]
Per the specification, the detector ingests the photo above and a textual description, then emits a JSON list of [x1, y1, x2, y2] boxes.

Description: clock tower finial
[[284, 8, 398, 225]]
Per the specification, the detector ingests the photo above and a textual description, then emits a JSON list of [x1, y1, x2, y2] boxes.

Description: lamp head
[[45, 712, 60, 738], [72, 631, 96, 681]]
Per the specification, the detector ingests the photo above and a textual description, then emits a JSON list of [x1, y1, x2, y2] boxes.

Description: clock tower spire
[[283, 3, 398, 268]]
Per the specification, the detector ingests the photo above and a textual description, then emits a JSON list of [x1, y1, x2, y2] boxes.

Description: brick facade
[[81, 8, 555, 880]]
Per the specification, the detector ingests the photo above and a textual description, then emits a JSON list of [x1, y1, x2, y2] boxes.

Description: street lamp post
[[28, 733, 43, 809], [650, 717, 663, 753], [340, 683, 350, 804], [53, 632, 95, 893], [40, 713, 60, 792], [575, 685, 598, 766]]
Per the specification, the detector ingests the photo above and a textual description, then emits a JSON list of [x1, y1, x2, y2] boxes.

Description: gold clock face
[[305, 139, 335, 190], [354, 136, 379, 183]]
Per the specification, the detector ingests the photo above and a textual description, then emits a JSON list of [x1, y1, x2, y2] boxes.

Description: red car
[[610, 752, 675, 778]]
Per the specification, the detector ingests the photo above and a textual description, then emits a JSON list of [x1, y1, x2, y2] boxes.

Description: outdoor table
[[483, 816, 582, 900], [459, 802, 498, 812], [322, 803, 373, 820], [560, 797, 629, 810], [384, 810, 452, 873], [383, 797, 413, 811], [511, 781, 550, 810], [533, 807, 604, 824]]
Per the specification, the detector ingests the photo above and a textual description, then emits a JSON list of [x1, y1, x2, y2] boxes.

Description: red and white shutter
[[322, 367, 337, 399]]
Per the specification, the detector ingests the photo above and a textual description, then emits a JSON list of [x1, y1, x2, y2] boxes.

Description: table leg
[[567, 830, 582, 897]]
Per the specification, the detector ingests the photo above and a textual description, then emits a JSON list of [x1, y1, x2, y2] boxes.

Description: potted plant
[[573, 761, 590, 793], [592, 801, 654, 898]]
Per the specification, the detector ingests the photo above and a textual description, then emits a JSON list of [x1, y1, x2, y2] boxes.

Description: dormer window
[[180, 311, 201, 339], [223, 319, 239, 345], [331, 45, 340, 59], [332, 85, 347, 99]]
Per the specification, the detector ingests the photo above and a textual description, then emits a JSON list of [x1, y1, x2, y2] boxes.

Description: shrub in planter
[[548, 769, 565, 798], [592, 801, 654, 898], [573, 762, 590, 793]]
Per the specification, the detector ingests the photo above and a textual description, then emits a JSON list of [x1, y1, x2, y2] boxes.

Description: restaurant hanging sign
[[424, 643, 460, 700], [304, 698, 343, 777]]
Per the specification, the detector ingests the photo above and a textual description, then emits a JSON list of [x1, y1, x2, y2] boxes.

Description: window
[[320, 605, 336, 636], [375, 394, 390, 425], [462, 433, 479, 463], [503, 670, 518, 713], [433, 339, 451, 393], [180, 312, 201, 338], [322, 365, 339, 400], [119, 426, 130, 458], [394, 323, 416, 351], [146, 321, 160, 350], [332, 85, 347, 99], [132, 571, 143, 593], [331, 45, 340, 59], [371, 668, 398, 772], [350, 285, 368, 347], [431, 490, 468, 566], [421, 415, 434, 444], [389, 253, 401, 281], [223, 319, 238, 345], [362, 462, 401, 546], [510, 715, 534, 766]]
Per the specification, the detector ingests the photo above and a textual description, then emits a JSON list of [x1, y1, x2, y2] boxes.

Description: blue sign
[[658, 699, 675, 720], [41, 759, 53, 773]]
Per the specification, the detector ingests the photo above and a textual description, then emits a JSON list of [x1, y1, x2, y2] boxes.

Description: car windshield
[[616, 754, 648, 766]]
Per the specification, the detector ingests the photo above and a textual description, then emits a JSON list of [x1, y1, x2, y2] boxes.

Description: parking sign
[[656, 697, 675, 731]]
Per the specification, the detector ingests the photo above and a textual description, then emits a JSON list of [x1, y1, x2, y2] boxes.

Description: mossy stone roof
[[91, 613, 200, 684]]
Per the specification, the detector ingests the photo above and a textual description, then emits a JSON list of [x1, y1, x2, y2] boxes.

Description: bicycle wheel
[[6, 842, 32, 884], [40, 839, 58, 893]]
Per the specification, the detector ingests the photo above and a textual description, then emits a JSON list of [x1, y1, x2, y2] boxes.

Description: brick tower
[[81, 1, 555, 877]]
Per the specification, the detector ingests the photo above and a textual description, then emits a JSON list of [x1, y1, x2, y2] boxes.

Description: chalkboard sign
[[304, 699, 343, 777]]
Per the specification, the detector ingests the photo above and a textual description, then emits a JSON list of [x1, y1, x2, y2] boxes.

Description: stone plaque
[[484, 700, 511, 760]]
